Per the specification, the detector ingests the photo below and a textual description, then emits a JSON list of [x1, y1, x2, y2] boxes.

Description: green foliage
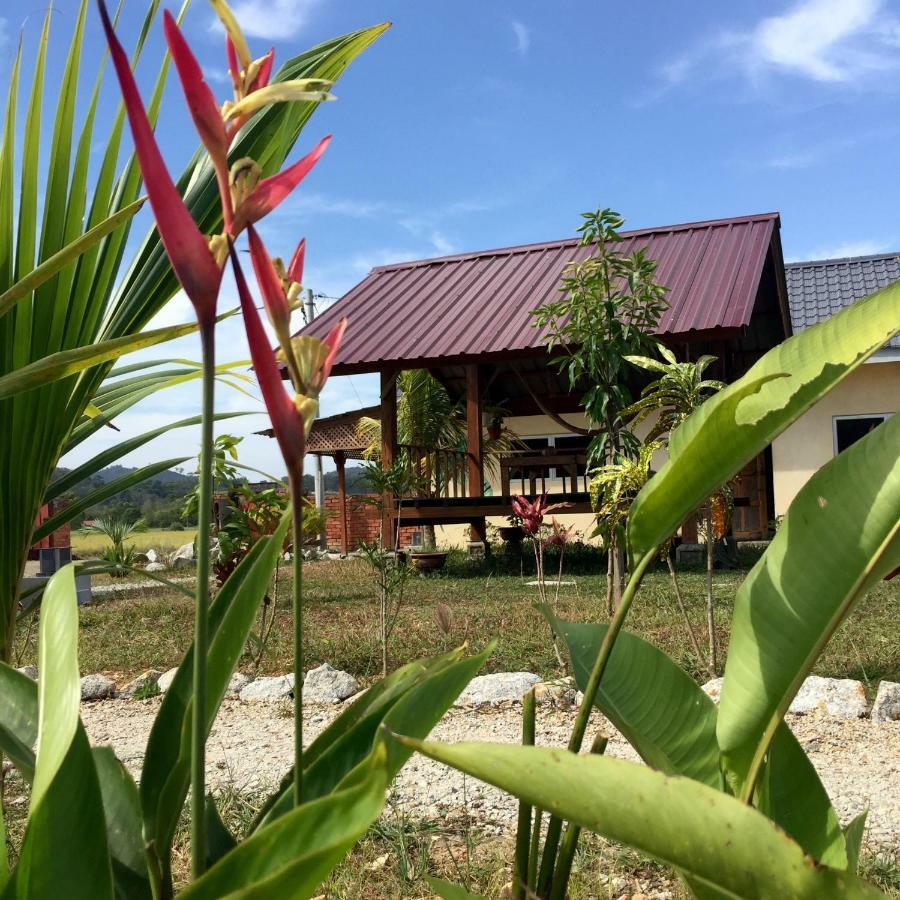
[[589, 439, 660, 543], [532, 208, 668, 464]]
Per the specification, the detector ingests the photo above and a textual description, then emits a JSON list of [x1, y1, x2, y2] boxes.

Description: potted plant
[[498, 514, 525, 544], [408, 549, 449, 572]]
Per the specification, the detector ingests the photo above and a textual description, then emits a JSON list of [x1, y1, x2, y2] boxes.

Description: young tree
[[532, 208, 668, 609], [624, 347, 726, 675]]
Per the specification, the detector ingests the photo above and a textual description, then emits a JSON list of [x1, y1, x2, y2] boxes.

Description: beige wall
[[772, 358, 899, 515]]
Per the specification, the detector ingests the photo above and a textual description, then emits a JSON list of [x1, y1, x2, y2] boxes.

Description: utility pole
[[304, 289, 326, 548]]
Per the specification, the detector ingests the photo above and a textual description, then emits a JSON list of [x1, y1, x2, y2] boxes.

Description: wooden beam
[[380, 369, 399, 548], [335, 451, 348, 555], [465, 365, 487, 544]]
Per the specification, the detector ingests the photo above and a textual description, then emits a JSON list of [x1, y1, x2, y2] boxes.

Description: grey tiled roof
[[785, 252, 900, 349]]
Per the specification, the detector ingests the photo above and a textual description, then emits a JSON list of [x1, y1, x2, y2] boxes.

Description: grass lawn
[[71, 527, 196, 557], [15, 550, 900, 689]]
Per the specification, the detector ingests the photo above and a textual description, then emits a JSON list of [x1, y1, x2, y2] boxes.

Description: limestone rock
[[240, 674, 294, 701], [872, 681, 900, 723], [227, 672, 253, 697], [456, 672, 540, 707], [170, 542, 195, 569], [17, 666, 37, 680], [304, 663, 359, 703], [132, 552, 150, 565], [81, 673, 116, 701], [157, 667, 179, 693], [146, 561, 167, 572], [701, 677, 724, 703], [146, 549, 158, 564], [121, 669, 163, 699], [789, 676, 868, 718]]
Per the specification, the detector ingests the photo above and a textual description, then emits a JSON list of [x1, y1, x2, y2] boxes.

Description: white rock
[[17, 666, 37, 680], [146, 549, 158, 564], [525, 580, 575, 587], [81, 673, 116, 701], [702, 677, 724, 703], [240, 674, 294, 701], [872, 681, 900, 723], [171, 542, 195, 569], [146, 562, 167, 573], [303, 663, 359, 703], [121, 669, 163, 698], [157, 667, 179, 693], [788, 676, 868, 718], [227, 672, 253, 697], [455, 672, 540, 706], [533, 677, 577, 706]]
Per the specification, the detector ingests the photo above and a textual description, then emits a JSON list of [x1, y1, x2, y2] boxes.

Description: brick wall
[[29, 501, 71, 559], [324, 493, 422, 552]]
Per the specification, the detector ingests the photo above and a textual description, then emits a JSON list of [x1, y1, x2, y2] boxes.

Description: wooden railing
[[500, 450, 589, 496], [397, 444, 469, 499]]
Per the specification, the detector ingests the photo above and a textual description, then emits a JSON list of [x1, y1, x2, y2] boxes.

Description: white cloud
[[658, 0, 900, 92], [210, 0, 321, 41], [276, 192, 398, 220], [799, 239, 894, 261], [511, 20, 531, 55]]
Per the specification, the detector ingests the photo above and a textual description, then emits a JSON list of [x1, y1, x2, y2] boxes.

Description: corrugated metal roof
[[785, 252, 900, 350], [302, 212, 780, 373]]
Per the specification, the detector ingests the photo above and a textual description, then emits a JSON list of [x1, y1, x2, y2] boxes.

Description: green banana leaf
[[140, 513, 291, 877], [92, 747, 152, 900], [396, 740, 886, 900], [717, 413, 900, 791], [5, 566, 114, 900], [548, 612, 847, 867], [426, 876, 488, 899], [627, 283, 900, 568], [178, 748, 389, 900], [0, 665, 38, 780], [32, 457, 190, 542]]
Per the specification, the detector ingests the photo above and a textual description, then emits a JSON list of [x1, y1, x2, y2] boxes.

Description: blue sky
[[8, 0, 900, 477]]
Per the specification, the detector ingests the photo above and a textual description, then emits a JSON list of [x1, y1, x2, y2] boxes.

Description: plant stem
[[666, 555, 705, 664], [705, 508, 717, 677], [289, 473, 305, 806], [538, 550, 654, 895], [190, 324, 215, 880], [513, 690, 536, 899]]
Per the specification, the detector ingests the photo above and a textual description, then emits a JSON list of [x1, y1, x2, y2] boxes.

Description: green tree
[[532, 208, 668, 609]]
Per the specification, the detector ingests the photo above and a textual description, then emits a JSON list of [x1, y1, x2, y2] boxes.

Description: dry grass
[[15, 552, 900, 690], [71, 527, 196, 557]]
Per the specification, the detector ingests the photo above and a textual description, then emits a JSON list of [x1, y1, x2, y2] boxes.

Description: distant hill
[[52, 462, 373, 528]]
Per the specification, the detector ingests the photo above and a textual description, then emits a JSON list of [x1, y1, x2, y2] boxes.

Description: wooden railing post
[[466, 364, 487, 544], [380, 369, 398, 549]]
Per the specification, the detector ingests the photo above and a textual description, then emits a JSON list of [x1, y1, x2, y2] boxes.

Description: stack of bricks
[[30, 501, 71, 559], [323, 493, 421, 552]]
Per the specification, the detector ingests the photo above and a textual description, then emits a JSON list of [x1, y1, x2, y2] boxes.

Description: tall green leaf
[[397, 740, 885, 900], [6, 566, 113, 900], [717, 414, 900, 793], [627, 285, 900, 567]]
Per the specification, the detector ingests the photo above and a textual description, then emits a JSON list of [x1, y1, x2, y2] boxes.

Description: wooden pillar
[[466, 364, 487, 543], [335, 451, 348, 555], [380, 369, 399, 549]]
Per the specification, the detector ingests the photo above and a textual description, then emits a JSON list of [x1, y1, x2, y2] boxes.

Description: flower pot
[[487, 425, 502, 440], [498, 525, 524, 544], [409, 550, 448, 572]]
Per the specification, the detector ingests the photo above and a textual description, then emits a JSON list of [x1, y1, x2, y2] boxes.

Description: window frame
[[831, 412, 892, 456]]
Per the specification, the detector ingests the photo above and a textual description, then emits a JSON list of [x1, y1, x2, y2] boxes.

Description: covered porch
[[295, 212, 793, 547]]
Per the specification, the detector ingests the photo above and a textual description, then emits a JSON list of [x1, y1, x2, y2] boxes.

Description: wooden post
[[380, 369, 399, 548], [335, 451, 348, 555], [466, 364, 487, 544]]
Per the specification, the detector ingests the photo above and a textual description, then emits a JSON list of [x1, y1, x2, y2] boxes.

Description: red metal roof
[[301, 212, 781, 374]]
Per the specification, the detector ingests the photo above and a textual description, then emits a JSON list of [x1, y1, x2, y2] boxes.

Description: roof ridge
[[786, 250, 900, 268], [371, 211, 781, 273]]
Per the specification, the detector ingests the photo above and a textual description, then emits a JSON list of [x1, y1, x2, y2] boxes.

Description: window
[[833, 414, 891, 455]]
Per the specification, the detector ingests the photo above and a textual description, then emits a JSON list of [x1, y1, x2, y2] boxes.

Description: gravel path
[[81, 699, 900, 849]]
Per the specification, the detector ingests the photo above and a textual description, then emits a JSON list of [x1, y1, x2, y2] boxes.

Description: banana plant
[[395, 280, 900, 899]]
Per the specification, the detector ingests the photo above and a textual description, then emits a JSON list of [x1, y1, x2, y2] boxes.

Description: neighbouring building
[[772, 252, 900, 514]]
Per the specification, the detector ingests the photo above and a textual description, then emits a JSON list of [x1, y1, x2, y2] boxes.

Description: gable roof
[[301, 212, 784, 374], [785, 252, 900, 350]]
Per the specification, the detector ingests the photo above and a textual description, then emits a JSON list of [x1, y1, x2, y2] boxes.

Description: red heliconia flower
[[312, 318, 347, 394], [98, 0, 222, 327], [231, 135, 331, 232], [247, 225, 291, 334], [163, 11, 229, 168], [229, 243, 306, 471], [287, 237, 306, 285], [250, 49, 275, 92]]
